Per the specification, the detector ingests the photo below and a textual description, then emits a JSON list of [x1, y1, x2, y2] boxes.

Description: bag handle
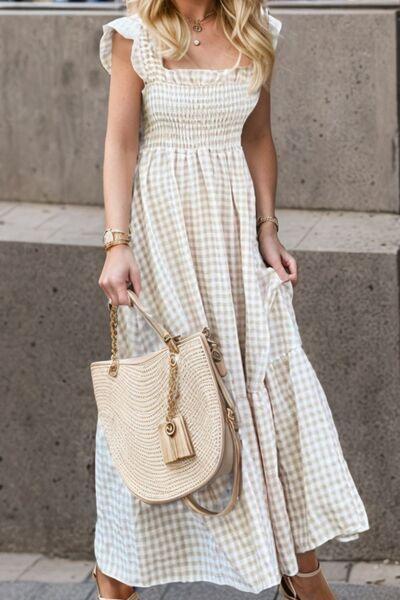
[[126, 290, 179, 351], [182, 359, 242, 517], [108, 289, 179, 377], [182, 413, 242, 517]]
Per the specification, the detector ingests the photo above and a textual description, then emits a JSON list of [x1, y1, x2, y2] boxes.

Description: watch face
[[104, 230, 114, 245]]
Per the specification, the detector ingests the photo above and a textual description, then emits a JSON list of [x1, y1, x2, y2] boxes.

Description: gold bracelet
[[256, 215, 279, 235], [104, 240, 131, 251]]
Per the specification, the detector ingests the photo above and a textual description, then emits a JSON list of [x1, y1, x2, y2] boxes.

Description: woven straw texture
[[94, 9, 369, 594], [91, 334, 226, 503]]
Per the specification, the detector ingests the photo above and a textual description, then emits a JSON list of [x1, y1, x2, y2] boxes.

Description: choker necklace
[[179, 9, 216, 46]]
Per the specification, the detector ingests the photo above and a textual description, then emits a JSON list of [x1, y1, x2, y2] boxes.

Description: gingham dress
[[95, 11, 369, 593]]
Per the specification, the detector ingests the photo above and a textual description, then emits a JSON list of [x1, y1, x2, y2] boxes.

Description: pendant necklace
[[182, 9, 216, 46]]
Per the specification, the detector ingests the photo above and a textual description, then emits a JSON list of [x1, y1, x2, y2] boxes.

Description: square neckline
[[159, 55, 253, 74], [160, 61, 253, 74], [156, 38, 253, 74]]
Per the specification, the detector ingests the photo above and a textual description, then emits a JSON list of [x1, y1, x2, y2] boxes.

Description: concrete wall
[[0, 12, 108, 206], [295, 250, 400, 561], [272, 9, 399, 212], [0, 7, 398, 212], [0, 242, 105, 557]]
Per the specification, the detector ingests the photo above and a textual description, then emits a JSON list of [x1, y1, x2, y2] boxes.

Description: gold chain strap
[[108, 304, 119, 377], [108, 302, 180, 428], [165, 353, 179, 433]]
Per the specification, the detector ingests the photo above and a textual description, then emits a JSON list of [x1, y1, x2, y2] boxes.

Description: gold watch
[[103, 227, 132, 251]]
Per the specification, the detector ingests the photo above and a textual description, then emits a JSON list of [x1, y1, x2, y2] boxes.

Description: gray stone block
[[349, 562, 400, 587], [0, 554, 41, 582], [0, 201, 103, 246], [17, 557, 93, 583], [321, 561, 351, 583], [0, 11, 111, 206], [0, 242, 108, 558], [290, 249, 400, 561], [271, 8, 398, 212], [0, 8, 398, 213]]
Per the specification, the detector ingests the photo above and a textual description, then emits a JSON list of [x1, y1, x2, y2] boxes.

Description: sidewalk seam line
[[15, 555, 43, 582]]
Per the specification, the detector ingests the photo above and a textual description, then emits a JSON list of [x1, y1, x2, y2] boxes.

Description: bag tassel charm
[[158, 351, 195, 464]]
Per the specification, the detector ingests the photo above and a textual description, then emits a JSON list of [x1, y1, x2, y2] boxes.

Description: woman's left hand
[[258, 221, 298, 285]]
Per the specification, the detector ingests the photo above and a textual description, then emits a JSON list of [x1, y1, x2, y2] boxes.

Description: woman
[[94, 1, 369, 599]]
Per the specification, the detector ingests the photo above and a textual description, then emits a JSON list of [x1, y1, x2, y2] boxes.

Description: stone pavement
[[1, 581, 400, 600], [1, 555, 400, 600]]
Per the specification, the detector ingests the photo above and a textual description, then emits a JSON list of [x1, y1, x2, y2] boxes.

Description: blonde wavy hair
[[126, 0, 275, 91]]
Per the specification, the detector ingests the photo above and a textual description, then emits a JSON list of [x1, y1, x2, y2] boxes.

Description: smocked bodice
[[140, 71, 259, 151]]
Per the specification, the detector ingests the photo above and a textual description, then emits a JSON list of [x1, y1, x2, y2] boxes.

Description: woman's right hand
[[99, 244, 142, 306]]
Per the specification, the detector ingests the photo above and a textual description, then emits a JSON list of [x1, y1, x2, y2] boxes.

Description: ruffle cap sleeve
[[261, 5, 282, 51], [99, 14, 142, 75]]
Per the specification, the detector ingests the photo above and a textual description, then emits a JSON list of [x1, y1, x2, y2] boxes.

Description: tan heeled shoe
[[92, 565, 140, 600], [280, 562, 324, 599]]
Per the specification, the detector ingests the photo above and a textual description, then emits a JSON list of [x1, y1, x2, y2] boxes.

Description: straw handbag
[[90, 290, 242, 517]]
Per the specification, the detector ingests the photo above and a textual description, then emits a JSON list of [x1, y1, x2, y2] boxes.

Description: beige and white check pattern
[[94, 12, 369, 593]]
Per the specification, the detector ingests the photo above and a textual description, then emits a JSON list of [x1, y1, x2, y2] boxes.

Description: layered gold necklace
[[179, 8, 216, 46]]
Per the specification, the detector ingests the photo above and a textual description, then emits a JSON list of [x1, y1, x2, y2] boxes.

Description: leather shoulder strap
[[182, 416, 242, 517]]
